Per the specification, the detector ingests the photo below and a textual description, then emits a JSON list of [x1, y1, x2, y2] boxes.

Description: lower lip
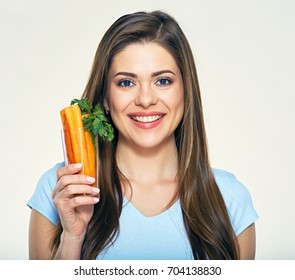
[[129, 116, 166, 129]]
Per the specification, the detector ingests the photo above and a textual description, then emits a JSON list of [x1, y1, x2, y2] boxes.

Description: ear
[[103, 98, 110, 112]]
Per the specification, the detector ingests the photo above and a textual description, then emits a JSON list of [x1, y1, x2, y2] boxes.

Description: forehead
[[110, 42, 179, 73]]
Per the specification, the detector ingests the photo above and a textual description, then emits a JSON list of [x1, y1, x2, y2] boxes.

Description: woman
[[28, 11, 258, 260]]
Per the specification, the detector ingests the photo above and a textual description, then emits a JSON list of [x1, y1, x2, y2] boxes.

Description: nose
[[134, 84, 158, 108]]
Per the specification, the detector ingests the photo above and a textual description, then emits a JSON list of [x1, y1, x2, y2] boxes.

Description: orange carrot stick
[[82, 114, 96, 180], [63, 104, 83, 162], [60, 110, 74, 164], [84, 130, 96, 179]]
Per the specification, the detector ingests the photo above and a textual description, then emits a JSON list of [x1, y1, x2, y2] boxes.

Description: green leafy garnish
[[71, 98, 114, 142]]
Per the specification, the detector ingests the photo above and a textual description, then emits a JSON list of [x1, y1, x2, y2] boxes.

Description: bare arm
[[237, 223, 256, 259], [29, 209, 85, 259], [29, 209, 56, 260]]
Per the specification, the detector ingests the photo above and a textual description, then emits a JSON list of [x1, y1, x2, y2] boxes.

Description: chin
[[132, 135, 174, 150]]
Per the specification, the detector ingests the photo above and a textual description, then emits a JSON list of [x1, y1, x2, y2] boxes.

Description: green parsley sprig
[[71, 98, 114, 143]]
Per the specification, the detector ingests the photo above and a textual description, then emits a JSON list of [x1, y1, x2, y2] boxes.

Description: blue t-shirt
[[27, 162, 258, 260]]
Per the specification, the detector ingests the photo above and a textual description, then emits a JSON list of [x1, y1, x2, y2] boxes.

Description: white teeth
[[131, 115, 163, 123]]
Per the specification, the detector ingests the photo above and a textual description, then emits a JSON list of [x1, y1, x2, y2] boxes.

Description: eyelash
[[117, 77, 173, 87], [117, 79, 135, 87], [156, 77, 173, 86]]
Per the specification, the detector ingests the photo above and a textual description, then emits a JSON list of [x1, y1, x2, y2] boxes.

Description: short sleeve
[[213, 169, 259, 236], [27, 162, 64, 225]]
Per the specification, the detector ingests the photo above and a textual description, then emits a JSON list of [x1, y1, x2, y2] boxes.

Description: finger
[[69, 195, 100, 208], [61, 184, 100, 198], [56, 163, 83, 180], [53, 193, 99, 215], [52, 174, 96, 198]]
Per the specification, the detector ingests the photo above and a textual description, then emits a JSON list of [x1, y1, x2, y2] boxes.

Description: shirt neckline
[[123, 196, 181, 219]]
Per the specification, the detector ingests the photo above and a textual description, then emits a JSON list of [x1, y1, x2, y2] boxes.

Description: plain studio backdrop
[[0, 0, 294, 260]]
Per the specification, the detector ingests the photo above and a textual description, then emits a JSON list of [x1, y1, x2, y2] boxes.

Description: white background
[[0, 0, 294, 259]]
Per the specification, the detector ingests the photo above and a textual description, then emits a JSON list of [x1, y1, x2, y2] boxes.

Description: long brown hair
[[52, 10, 239, 259]]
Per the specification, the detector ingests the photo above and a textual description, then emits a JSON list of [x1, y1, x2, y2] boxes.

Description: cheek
[[108, 86, 133, 112], [107, 93, 131, 130], [107, 91, 124, 113], [173, 91, 185, 125], [170, 88, 184, 114]]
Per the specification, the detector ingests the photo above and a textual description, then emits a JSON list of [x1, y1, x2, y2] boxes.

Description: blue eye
[[118, 79, 134, 87], [156, 78, 172, 86]]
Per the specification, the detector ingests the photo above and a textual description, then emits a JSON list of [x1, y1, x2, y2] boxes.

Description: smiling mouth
[[130, 114, 164, 123]]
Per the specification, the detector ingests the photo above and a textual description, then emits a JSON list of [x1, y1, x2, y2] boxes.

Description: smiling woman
[[27, 10, 258, 260]]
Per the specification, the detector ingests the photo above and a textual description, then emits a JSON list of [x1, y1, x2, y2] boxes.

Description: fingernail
[[93, 197, 100, 202], [74, 163, 83, 168], [87, 176, 95, 183], [92, 187, 100, 193]]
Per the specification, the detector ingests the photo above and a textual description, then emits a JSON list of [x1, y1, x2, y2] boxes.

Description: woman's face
[[105, 42, 184, 149]]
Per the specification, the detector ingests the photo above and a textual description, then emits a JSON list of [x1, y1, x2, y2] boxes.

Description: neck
[[116, 137, 179, 186]]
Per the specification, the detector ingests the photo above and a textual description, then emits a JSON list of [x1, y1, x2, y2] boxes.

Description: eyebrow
[[113, 70, 176, 78]]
